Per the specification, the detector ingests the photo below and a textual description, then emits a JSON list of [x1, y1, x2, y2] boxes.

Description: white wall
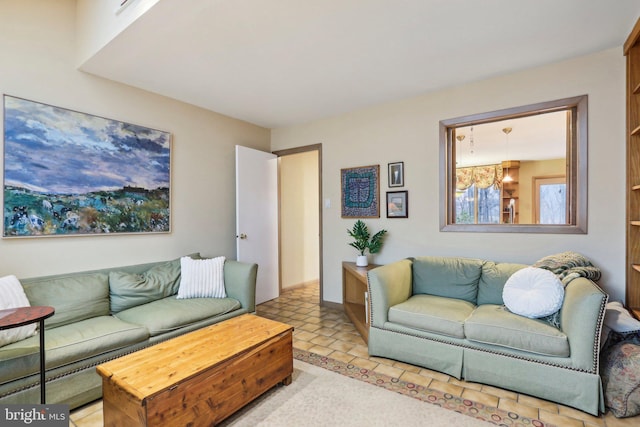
[[0, 0, 270, 278], [272, 47, 627, 304], [280, 151, 319, 289]]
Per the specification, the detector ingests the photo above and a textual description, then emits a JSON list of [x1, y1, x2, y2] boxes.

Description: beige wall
[[280, 151, 319, 289], [76, 0, 161, 65], [3, 1, 626, 304], [0, 0, 270, 278], [272, 47, 626, 303]]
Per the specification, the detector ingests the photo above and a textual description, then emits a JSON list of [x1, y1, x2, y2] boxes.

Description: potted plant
[[347, 220, 387, 267]]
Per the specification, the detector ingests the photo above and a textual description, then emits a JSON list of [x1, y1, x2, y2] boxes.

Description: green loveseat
[[0, 254, 257, 409], [367, 256, 608, 415]]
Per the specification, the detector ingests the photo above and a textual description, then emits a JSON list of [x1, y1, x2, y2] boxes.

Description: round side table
[[0, 306, 55, 404]]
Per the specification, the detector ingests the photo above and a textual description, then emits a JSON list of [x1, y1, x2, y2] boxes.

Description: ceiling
[[455, 111, 568, 167], [80, 0, 640, 129]]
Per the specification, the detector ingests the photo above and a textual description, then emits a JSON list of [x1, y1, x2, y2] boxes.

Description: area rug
[[219, 349, 555, 426]]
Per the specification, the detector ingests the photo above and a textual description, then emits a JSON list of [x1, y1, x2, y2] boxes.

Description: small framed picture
[[388, 161, 404, 187], [387, 191, 408, 218]]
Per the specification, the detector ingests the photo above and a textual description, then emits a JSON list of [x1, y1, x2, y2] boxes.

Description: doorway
[[274, 144, 323, 304]]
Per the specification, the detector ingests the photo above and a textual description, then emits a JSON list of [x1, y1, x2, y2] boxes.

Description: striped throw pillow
[[177, 256, 226, 299]]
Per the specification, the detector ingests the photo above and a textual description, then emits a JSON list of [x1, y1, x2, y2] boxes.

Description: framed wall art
[[387, 191, 408, 218], [388, 161, 404, 187], [341, 164, 380, 218], [3, 95, 172, 237]]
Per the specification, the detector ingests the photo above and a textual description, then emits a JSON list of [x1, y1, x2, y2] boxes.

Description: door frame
[[272, 144, 323, 305]]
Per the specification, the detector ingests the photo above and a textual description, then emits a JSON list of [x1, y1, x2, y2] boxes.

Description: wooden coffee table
[[96, 314, 293, 426]]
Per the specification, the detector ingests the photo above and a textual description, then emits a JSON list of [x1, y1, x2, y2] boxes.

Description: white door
[[235, 145, 279, 305]]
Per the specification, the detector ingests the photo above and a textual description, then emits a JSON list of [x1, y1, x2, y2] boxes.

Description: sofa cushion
[[477, 261, 528, 305], [465, 305, 570, 357], [0, 316, 149, 384], [412, 256, 483, 304], [0, 275, 37, 347], [109, 259, 182, 313], [388, 294, 476, 339], [114, 296, 240, 336], [21, 273, 109, 329], [503, 267, 564, 318]]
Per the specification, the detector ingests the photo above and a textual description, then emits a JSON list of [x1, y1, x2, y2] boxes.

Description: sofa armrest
[[224, 260, 258, 312], [560, 277, 608, 372], [367, 259, 413, 328]]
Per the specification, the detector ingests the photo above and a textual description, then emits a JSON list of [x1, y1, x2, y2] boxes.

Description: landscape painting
[[3, 95, 171, 237]]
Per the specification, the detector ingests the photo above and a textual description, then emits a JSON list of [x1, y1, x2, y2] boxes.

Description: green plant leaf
[[347, 220, 386, 255], [368, 229, 387, 254]]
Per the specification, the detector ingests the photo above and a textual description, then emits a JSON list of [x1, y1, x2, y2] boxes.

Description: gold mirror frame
[[439, 95, 587, 233]]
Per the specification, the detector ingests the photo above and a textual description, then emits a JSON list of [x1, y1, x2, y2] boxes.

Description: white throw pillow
[[0, 275, 37, 347], [502, 267, 564, 319], [177, 256, 227, 299]]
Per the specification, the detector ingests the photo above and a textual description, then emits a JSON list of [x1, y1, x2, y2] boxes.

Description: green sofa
[[367, 256, 608, 415], [0, 254, 257, 409]]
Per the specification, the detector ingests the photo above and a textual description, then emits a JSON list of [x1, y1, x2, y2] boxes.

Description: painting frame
[[387, 191, 408, 218], [341, 164, 380, 218], [3, 95, 172, 238], [388, 161, 404, 187]]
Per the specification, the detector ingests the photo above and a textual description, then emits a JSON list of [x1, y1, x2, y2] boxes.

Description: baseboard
[[321, 300, 342, 311], [281, 279, 318, 291]]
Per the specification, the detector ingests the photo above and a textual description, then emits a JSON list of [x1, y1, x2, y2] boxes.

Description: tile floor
[[70, 283, 639, 427]]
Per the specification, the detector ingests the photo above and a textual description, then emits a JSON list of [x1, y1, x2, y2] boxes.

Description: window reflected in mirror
[[440, 95, 587, 233], [534, 176, 567, 224]]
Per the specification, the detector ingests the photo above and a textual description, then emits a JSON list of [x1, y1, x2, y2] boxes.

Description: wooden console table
[[342, 262, 379, 343], [0, 306, 55, 404]]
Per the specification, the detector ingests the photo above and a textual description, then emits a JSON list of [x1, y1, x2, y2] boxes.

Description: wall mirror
[[439, 95, 587, 233]]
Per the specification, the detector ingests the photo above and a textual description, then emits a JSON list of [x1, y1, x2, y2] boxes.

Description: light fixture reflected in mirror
[[502, 127, 513, 183], [455, 134, 465, 166]]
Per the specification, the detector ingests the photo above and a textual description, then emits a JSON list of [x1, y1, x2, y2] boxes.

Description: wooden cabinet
[[501, 161, 520, 224], [625, 17, 640, 320], [342, 262, 379, 343]]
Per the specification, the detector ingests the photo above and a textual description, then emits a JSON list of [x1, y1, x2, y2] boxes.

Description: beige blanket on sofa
[[533, 251, 601, 285]]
